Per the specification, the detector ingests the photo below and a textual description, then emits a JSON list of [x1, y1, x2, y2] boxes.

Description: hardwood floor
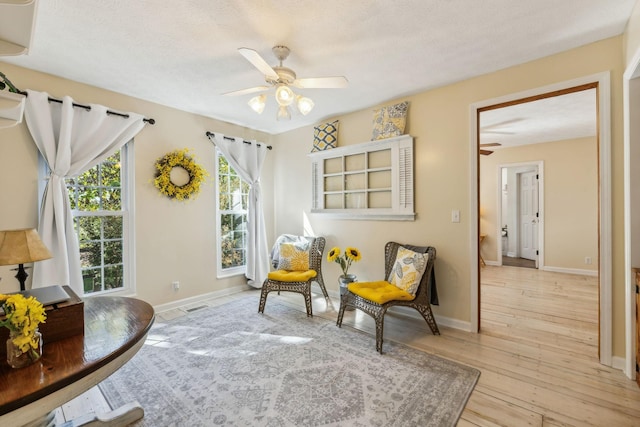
[[57, 266, 640, 426]]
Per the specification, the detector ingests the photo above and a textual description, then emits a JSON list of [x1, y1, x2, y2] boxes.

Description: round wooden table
[[0, 296, 155, 426]]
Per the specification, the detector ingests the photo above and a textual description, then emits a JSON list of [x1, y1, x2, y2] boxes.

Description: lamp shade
[[248, 94, 266, 114], [275, 85, 294, 106], [0, 228, 52, 266]]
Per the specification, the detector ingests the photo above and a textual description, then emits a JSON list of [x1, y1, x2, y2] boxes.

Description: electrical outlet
[[451, 209, 460, 223], [585, 257, 592, 265], [172, 281, 180, 291]]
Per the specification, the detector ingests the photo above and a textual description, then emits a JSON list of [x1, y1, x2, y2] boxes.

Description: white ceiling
[[0, 0, 636, 136], [480, 88, 598, 149]]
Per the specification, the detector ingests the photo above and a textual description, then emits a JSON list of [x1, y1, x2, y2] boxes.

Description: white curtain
[[209, 133, 270, 288], [24, 90, 146, 294]]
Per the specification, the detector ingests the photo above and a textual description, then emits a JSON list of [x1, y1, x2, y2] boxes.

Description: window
[[216, 149, 250, 276], [65, 145, 133, 295], [308, 134, 415, 220]]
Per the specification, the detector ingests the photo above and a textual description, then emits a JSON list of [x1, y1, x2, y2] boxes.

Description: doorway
[[499, 163, 541, 269], [470, 73, 611, 366]]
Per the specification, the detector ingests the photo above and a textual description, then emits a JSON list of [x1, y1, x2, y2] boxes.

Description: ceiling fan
[[223, 45, 348, 120], [480, 142, 501, 155]]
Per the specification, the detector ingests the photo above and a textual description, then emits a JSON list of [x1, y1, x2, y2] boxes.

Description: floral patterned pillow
[[387, 245, 428, 296], [371, 101, 409, 140], [277, 242, 310, 271]]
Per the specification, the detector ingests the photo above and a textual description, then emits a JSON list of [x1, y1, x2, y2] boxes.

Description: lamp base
[[12, 263, 29, 291]]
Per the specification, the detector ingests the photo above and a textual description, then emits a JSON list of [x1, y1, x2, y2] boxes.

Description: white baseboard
[[611, 356, 628, 373], [507, 251, 517, 257], [387, 306, 472, 332], [484, 260, 500, 267], [153, 284, 251, 313], [541, 265, 598, 277]]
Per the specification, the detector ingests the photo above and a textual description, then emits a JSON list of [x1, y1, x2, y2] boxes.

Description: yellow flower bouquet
[[327, 246, 362, 276], [0, 293, 46, 367]]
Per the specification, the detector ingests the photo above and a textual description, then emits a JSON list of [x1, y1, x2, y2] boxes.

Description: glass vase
[[339, 274, 357, 311], [6, 330, 42, 369]]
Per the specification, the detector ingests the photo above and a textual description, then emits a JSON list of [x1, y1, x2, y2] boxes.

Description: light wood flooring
[[56, 265, 640, 426]]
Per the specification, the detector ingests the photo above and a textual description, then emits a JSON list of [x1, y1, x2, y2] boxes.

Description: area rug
[[99, 295, 479, 426]]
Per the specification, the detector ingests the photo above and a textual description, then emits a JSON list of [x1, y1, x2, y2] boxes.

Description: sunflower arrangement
[[0, 293, 46, 356], [154, 148, 209, 201], [327, 246, 362, 276]]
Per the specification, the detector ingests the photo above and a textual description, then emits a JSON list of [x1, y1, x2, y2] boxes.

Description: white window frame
[[215, 148, 249, 278], [38, 143, 135, 296], [308, 134, 415, 220]]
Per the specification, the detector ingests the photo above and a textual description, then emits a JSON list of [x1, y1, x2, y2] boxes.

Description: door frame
[[623, 41, 640, 379], [496, 162, 544, 267], [469, 72, 612, 366]]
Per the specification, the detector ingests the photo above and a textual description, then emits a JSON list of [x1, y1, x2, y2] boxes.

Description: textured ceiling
[[1, 0, 636, 136]]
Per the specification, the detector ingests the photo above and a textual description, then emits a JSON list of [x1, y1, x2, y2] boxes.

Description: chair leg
[[315, 277, 329, 299], [303, 290, 313, 317], [375, 315, 385, 353], [417, 305, 440, 335], [336, 294, 347, 327], [258, 284, 269, 314]]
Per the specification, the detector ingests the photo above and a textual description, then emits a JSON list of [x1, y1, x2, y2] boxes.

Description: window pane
[[104, 240, 122, 265], [79, 241, 102, 268], [101, 188, 121, 210], [104, 265, 123, 290], [77, 186, 100, 211], [78, 167, 98, 186], [103, 216, 123, 239], [83, 269, 102, 293], [76, 216, 101, 241]]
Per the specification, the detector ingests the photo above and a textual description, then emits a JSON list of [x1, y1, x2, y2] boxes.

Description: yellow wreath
[[153, 148, 208, 201]]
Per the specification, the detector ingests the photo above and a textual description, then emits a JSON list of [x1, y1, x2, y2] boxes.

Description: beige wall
[[273, 36, 625, 355], [0, 62, 274, 306], [624, 0, 640, 66], [479, 137, 598, 272]]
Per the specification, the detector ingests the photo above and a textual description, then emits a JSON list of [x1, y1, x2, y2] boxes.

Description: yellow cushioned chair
[[337, 241, 439, 353], [258, 235, 328, 317]]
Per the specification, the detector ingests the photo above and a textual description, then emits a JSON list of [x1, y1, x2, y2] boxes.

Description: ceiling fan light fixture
[[296, 95, 314, 115], [248, 94, 266, 114], [275, 84, 294, 106], [277, 105, 291, 121]]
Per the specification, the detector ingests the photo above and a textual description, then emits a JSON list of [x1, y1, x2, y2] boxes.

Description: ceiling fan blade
[[480, 117, 525, 130], [222, 86, 270, 96], [479, 143, 502, 147], [238, 48, 279, 80], [293, 76, 349, 89], [480, 149, 494, 156], [481, 130, 515, 135]]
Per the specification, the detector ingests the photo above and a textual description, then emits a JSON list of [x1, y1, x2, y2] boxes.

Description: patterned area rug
[[99, 295, 479, 426]]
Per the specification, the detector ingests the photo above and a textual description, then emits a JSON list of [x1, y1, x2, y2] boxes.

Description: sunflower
[[345, 247, 362, 262], [327, 247, 341, 262], [327, 246, 362, 276]]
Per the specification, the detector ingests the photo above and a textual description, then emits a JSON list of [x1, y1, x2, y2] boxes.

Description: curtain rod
[[206, 131, 272, 150], [18, 90, 155, 125]]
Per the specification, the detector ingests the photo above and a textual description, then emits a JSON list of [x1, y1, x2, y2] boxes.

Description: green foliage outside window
[[67, 151, 125, 294], [218, 154, 249, 270]]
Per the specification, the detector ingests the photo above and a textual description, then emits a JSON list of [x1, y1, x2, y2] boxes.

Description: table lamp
[[0, 228, 52, 291]]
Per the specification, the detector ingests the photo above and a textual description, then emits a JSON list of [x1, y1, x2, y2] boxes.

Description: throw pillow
[[371, 101, 409, 140], [312, 120, 339, 152], [277, 242, 310, 271], [387, 245, 429, 296]]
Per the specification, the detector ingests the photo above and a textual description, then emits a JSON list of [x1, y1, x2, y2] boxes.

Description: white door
[[519, 170, 538, 262]]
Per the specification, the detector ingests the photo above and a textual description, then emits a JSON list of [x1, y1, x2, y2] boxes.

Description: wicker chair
[[337, 241, 439, 353], [258, 235, 328, 317]]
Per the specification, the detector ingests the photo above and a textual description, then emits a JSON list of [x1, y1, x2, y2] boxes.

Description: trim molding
[[152, 285, 251, 313]]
